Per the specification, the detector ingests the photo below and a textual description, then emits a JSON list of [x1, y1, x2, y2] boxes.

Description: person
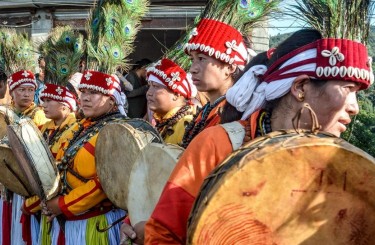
[[34, 56, 46, 105], [145, 3, 374, 243], [146, 58, 197, 144], [125, 58, 151, 118], [179, 15, 256, 148], [21, 84, 78, 244], [0, 72, 7, 99], [120, 1, 279, 243], [41, 0, 148, 243]]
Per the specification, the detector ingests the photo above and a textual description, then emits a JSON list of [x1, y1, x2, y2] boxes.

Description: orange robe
[[145, 112, 260, 244]]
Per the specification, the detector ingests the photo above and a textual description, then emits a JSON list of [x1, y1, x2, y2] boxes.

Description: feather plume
[[202, 0, 281, 35], [0, 28, 36, 76], [39, 26, 84, 86], [86, 0, 149, 74], [288, 0, 375, 43], [164, 16, 201, 71]]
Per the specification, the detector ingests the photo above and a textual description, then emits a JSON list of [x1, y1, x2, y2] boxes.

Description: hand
[[45, 196, 62, 216], [120, 221, 146, 245], [41, 201, 58, 223]]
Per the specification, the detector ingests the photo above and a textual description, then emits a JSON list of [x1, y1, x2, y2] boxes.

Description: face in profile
[[189, 51, 234, 93], [79, 88, 113, 118], [146, 81, 177, 115], [304, 80, 360, 137], [11, 85, 35, 111], [41, 98, 69, 121]]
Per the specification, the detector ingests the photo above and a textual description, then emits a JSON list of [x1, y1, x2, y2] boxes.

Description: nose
[[347, 93, 359, 116], [189, 60, 198, 74]]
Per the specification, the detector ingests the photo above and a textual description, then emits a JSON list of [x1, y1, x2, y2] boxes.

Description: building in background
[[0, 0, 269, 66]]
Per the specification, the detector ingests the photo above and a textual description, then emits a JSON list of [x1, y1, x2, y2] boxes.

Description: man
[[125, 58, 151, 118]]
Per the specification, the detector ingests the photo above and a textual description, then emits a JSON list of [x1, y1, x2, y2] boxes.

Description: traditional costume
[[44, 1, 149, 244], [179, 0, 267, 148], [0, 28, 48, 245], [147, 58, 197, 144], [21, 26, 83, 245], [145, 0, 373, 244]]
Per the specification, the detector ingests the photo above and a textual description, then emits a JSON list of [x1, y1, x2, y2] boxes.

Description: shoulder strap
[[221, 121, 245, 151]]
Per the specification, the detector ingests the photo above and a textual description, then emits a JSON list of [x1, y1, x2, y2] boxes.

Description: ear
[[225, 64, 237, 77], [290, 75, 310, 101]]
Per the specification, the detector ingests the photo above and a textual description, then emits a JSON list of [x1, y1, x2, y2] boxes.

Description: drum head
[[0, 141, 34, 196], [188, 131, 375, 244], [7, 119, 56, 200], [128, 143, 183, 224], [96, 121, 162, 210], [0, 106, 18, 139]]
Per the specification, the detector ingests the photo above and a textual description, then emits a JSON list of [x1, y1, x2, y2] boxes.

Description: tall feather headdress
[[184, 0, 280, 71], [86, 0, 149, 74], [0, 28, 38, 92], [289, 0, 374, 43], [0, 28, 36, 76], [39, 25, 84, 86]]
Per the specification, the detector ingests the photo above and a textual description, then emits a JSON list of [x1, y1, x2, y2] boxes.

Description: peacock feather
[[0, 28, 36, 76], [289, 0, 375, 43], [202, 0, 281, 35], [86, 0, 149, 74], [164, 16, 201, 71], [39, 26, 84, 86]]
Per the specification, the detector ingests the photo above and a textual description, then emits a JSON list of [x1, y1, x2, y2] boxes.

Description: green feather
[[202, 0, 280, 35], [288, 0, 375, 43], [39, 26, 84, 86], [86, 0, 149, 74], [0, 28, 37, 76]]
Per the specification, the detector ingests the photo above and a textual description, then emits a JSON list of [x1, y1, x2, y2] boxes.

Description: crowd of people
[[0, 0, 374, 244]]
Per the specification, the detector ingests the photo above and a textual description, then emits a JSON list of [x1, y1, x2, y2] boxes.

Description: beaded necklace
[[58, 110, 124, 194], [243, 110, 273, 144], [181, 95, 226, 148], [43, 123, 71, 148], [155, 105, 192, 139]]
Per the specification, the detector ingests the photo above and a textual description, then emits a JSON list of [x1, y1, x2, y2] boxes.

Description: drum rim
[[187, 130, 375, 242], [7, 119, 56, 200]]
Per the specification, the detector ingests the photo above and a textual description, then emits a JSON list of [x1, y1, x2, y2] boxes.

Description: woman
[[146, 58, 196, 144], [145, 20, 374, 245], [43, 70, 127, 244]]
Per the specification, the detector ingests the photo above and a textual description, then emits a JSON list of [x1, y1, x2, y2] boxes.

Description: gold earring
[[298, 93, 305, 101]]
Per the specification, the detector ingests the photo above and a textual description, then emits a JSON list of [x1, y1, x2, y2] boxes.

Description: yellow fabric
[[56, 119, 108, 217], [24, 113, 77, 217], [39, 215, 51, 245], [24, 195, 41, 213], [39, 113, 76, 156], [10, 102, 49, 126], [86, 214, 109, 245], [153, 106, 194, 145]]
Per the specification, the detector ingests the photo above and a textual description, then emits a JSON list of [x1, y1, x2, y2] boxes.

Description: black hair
[[132, 58, 152, 71], [221, 29, 323, 123], [0, 72, 7, 83]]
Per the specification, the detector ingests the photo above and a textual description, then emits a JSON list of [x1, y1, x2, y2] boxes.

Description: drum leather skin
[[0, 140, 34, 197], [96, 119, 163, 211], [128, 143, 183, 224], [188, 130, 375, 245], [7, 118, 57, 200], [0, 106, 18, 139]]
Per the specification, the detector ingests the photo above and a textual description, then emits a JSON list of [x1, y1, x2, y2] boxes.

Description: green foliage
[[342, 86, 375, 157], [40, 26, 84, 86]]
